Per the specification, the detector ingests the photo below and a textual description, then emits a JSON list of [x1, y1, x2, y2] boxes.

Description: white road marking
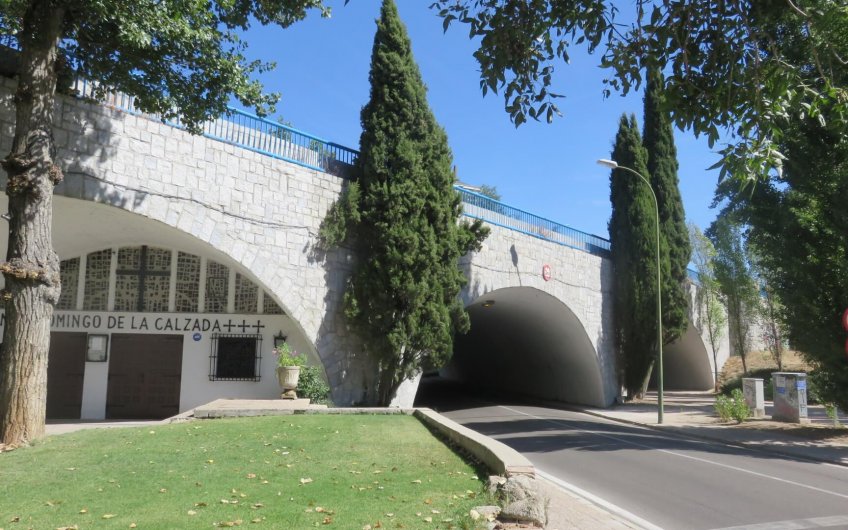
[[536, 468, 664, 530], [710, 515, 848, 530], [497, 405, 848, 501]]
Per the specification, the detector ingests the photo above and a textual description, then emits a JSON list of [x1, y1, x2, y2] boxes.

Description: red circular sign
[[842, 308, 848, 331], [542, 264, 552, 282]]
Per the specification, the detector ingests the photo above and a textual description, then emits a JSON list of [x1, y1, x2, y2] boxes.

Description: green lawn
[[0, 415, 488, 529]]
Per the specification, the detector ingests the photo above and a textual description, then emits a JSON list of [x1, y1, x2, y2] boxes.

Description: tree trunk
[[637, 359, 655, 399], [376, 364, 400, 407], [0, 0, 64, 446]]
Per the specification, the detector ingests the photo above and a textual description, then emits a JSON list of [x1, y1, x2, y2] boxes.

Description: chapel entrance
[[46, 332, 87, 419], [106, 334, 183, 419]]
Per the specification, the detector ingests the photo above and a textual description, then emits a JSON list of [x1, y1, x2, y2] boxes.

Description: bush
[[715, 388, 750, 423], [298, 365, 332, 405]]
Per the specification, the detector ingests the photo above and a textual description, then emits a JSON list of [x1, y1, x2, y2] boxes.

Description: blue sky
[[242, 0, 722, 239]]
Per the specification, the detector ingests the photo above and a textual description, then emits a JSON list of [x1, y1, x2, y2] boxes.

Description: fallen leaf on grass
[[322, 516, 333, 525], [101, 514, 117, 519], [187, 510, 197, 516], [55, 526, 78, 530], [299, 478, 313, 485], [411, 480, 421, 484]]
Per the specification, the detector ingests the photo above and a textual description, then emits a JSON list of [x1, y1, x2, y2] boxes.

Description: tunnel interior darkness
[[443, 287, 607, 407], [662, 322, 715, 391]]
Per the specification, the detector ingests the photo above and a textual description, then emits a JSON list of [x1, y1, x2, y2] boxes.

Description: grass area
[[0, 415, 489, 529]]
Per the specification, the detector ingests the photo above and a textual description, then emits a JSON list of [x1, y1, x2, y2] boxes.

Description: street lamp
[[597, 158, 664, 424]]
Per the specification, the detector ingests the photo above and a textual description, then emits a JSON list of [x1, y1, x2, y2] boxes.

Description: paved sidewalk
[[580, 390, 848, 467]]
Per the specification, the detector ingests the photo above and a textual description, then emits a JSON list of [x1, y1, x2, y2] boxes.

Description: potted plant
[[275, 342, 305, 398]]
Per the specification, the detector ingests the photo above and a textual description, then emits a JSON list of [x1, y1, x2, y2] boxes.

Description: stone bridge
[[0, 77, 728, 419]]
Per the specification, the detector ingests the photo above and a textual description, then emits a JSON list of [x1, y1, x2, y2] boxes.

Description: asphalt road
[[416, 381, 848, 530]]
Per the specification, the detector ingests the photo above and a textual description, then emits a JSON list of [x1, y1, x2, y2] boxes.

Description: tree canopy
[[643, 67, 689, 346], [608, 114, 657, 398], [432, 0, 848, 183], [0, 0, 330, 131], [333, 0, 488, 405]]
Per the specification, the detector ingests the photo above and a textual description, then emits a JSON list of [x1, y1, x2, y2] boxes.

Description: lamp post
[[597, 158, 664, 424]]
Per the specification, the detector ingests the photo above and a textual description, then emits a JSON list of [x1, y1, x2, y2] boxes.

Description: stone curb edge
[[413, 408, 535, 478]]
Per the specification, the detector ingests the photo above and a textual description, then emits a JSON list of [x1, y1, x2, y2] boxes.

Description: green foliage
[[0, 0, 331, 132], [715, 388, 750, 423], [335, 0, 488, 405], [608, 114, 657, 398], [643, 67, 690, 346], [689, 223, 727, 389], [707, 213, 759, 374], [478, 184, 501, 201], [723, 110, 848, 411], [318, 181, 361, 248], [297, 365, 332, 405], [274, 342, 305, 368], [720, 369, 775, 402], [431, 1, 848, 183]]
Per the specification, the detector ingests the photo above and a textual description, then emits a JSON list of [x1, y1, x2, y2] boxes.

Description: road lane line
[[710, 514, 848, 530], [536, 468, 664, 530], [497, 405, 848, 501]]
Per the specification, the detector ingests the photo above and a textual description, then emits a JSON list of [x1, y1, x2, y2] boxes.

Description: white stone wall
[[0, 77, 374, 406], [0, 77, 720, 408]]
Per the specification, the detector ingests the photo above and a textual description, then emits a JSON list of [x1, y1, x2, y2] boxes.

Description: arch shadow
[[443, 286, 606, 407], [663, 321, 715, 391]]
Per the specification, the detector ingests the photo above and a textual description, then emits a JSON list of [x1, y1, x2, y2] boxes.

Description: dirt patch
[[719, 350, 810, 388]]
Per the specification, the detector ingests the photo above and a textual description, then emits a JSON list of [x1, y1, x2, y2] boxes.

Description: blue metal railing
[[69, 77, 358, 175], [456, 187, 611, 257], [63, 76, 615, 258]]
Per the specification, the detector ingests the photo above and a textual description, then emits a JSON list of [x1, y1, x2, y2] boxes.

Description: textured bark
[[0, 0, 64, 446]]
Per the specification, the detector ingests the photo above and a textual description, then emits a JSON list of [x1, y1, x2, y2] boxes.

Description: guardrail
[[69, 78, 358, 175], [64, 72, 615, 258], [456, 187, 611, 257]]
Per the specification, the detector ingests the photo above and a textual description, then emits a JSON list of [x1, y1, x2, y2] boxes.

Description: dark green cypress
[[643, 67, 691, 346], [344, 0, 488, 405], [608, 114, 659, 399]]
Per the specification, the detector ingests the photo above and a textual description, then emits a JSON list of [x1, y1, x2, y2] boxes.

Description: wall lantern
[[273, 331, 287, 349], [86, 334, 109, 362]]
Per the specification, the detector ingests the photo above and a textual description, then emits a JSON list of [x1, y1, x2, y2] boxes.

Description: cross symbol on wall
[[238, 319, 249, 333], [252, 320, 265, 333]]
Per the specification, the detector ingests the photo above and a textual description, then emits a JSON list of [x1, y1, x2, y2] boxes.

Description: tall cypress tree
[[343, 0, 487, 405], [608, 114, 659, 398], [643, 67, 691, 346]]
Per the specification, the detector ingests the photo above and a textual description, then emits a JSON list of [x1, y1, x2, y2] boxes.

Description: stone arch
[[447, 286, 607, 407], [663, 322, 716, 391]]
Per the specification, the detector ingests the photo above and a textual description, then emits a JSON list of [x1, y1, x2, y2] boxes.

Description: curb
[[414, 408, 535, 477]]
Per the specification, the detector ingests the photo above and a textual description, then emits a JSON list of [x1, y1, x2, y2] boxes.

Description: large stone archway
[[447, 287, 607, 407]]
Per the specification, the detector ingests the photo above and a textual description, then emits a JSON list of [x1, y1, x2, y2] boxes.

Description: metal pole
[[617, 166, 664, 424]]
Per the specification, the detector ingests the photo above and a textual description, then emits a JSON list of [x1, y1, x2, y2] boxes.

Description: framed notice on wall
[[86, 334, 109, 362]]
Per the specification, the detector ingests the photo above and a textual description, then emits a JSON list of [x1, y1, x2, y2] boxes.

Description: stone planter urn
[[276, 366, 300, 399]]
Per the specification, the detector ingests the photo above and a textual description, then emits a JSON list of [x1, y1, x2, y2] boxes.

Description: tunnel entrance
[[422, 287, 606, 407]]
